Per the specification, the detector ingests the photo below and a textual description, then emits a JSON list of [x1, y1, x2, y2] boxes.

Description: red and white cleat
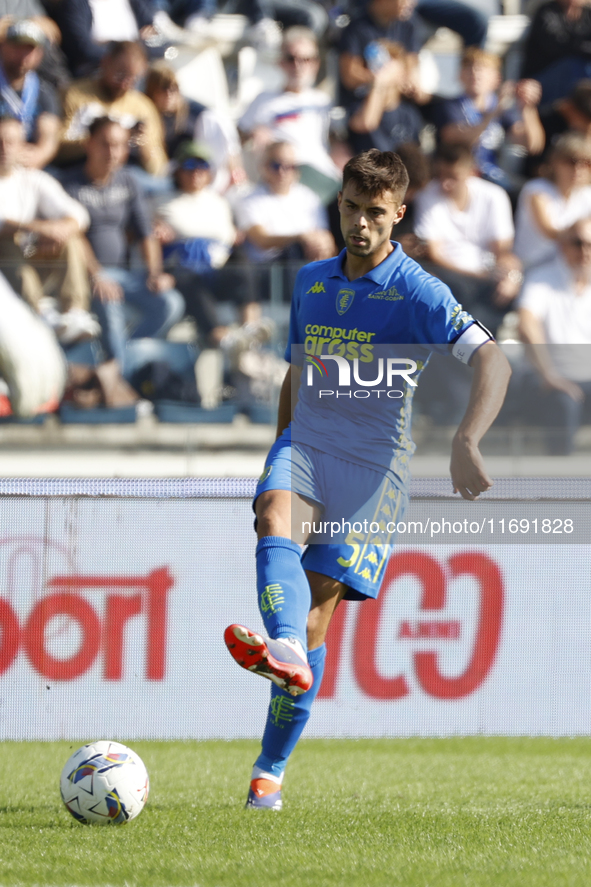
[[224, 624, 313, 696]]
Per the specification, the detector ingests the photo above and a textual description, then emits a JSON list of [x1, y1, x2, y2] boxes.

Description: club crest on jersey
[[336, 288, 355, 315], [306, 281, 326, 294]]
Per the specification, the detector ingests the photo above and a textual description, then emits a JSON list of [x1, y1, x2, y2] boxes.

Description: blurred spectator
[[0, 1, 62, 44], [338, 0, 427, 116], [515, 133, 591, 271], [414, 143, 521, 333], [415, 0, 487, 48], [389, 141, 429, 244], [539, 78, 591, 154], [436, 48, 544, 191], [62, 116, 184, 372], [145, 60, 204, 157], [234, 141, 335, 265], [234, 141, 335, 304], [236, 0, 328, 41], [522, 0, 591, 106], [46, 0, 160, 78], [0, 115, 96, 342], [518, 219, 591, 454], [145, 61, 245, 193], [347, 41, 423, 154], [153, 140, 259, 345], [0, 19, 61, 168], [0, 269, 66, 417], [238, 27, 340, 204], [58, 40, 168, 176]]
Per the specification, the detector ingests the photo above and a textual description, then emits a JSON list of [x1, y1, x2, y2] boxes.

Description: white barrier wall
[[1, 492, 590, 740]]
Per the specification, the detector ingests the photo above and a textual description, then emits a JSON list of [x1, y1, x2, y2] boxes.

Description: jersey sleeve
[[414, 274, 493, 363]]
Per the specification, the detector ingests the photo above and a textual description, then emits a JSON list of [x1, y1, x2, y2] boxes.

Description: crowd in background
[[1, 0, 591, 453]]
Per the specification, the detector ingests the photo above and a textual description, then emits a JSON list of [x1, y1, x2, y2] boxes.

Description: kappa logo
[[306, 281, 326, 294], [336, 288, 355, 315]]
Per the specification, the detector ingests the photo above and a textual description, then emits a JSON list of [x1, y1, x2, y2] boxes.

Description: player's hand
[[450, 436, 493, 501]]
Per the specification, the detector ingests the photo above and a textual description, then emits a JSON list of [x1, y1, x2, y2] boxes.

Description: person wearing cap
[[62, 115, 184, 374], [0, 19, 61, 168], [153, 140, 259, 345]]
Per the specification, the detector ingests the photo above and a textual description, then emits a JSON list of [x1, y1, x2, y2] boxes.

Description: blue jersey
[[285, 243, 485, 487]]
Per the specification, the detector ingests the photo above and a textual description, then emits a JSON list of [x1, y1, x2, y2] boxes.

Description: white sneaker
[[53, 308, 101, 345]]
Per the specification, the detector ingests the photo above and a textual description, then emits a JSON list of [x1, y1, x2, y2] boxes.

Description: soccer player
[[224, 149, 511, 810]]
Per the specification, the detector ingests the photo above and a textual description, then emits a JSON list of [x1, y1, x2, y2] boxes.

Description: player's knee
[[255, 490, 292, 539]]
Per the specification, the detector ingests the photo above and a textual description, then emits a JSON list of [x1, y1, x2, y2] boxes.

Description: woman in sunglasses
[[514, 132, 591, 272]]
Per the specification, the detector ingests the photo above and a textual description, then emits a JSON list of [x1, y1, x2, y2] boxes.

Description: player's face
[[338, 182, 406, 258]]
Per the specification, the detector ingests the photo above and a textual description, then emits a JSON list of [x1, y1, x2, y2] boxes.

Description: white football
[[60, 741, 149, 825]]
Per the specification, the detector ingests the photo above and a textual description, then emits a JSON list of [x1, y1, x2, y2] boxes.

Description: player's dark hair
[[342, 150, 409, 199], [569, 79, 591, 119], [434, 142, 474, 167]]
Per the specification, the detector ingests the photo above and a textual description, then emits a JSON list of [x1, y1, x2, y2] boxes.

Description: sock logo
[[260, 583, 285, 614], [270, 694, 295, 727]]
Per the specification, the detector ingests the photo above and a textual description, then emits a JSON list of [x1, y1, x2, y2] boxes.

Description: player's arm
[[450, 341, 511, 500], [276, 364, 301, 439]]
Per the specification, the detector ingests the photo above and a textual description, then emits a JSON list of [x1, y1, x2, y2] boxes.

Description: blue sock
[[254, 643, 327, 778], [256, 536, 311, 649]]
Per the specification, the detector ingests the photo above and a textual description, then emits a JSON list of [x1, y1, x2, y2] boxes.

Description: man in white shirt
[[234, 140, 335, 303], [518, 218, 591, 454], [0, 115, 95, 338], [235, 141, 334, 263], [238, 27, 340, 204], [414, 142, 522, 334]]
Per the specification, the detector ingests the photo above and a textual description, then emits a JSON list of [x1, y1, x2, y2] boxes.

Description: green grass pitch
[[1, 738, 591, 887]]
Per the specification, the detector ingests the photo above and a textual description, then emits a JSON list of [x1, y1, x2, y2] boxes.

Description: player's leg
[[248, 571, 347, 809], [225, 487, 320, 697]]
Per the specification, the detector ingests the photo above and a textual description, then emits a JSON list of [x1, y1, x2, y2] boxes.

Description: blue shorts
[[254, 428, 408, 600]]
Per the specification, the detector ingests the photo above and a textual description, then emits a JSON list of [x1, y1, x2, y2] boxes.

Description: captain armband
[[451, 320, 494, 365]]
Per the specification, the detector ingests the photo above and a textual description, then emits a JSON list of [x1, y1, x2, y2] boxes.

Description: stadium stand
[[0, 0, 588, 457]]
